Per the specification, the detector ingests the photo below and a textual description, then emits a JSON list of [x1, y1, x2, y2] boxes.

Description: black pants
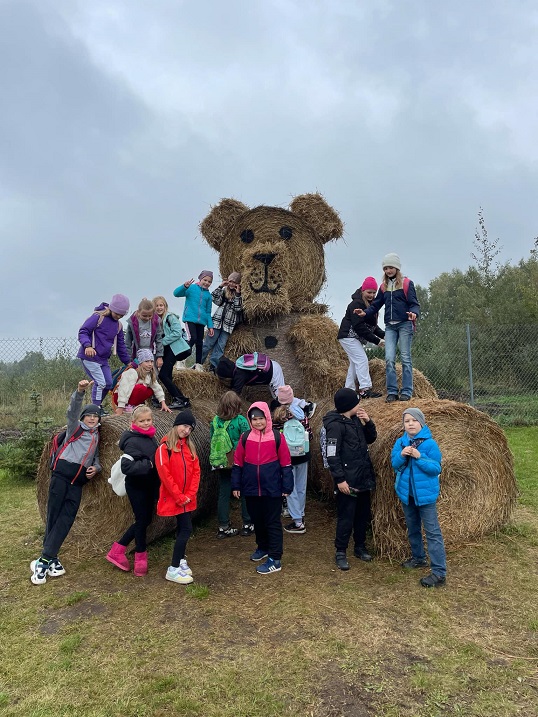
[[186, 322, 205, 364], [158, 345, 188, 401], [334, 490, 371, 553], [119, 478, 156, 553], [171, 512, 193, 567], [245, 495, 283, 560], [43, 473, 83, 560]]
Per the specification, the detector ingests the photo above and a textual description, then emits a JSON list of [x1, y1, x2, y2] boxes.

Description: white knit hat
[[381, 253, 402, 271]]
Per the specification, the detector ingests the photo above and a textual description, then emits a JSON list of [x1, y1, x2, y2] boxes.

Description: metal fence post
[[466, 323, 475, 407]]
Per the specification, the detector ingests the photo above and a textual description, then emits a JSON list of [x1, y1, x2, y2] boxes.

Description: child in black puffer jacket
[[106, 405, 159, 576]]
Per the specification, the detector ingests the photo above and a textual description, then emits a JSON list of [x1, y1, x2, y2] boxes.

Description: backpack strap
[[52, 425, 85, 471], [241, 428, 281, 449]]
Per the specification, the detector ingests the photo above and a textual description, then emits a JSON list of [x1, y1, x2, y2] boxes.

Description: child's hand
[[78, 379, 93, 392], [184, 278, 194, 288], [353, 308, 366, 317], [207, 328, 214, 337], [356, 407, 370, 423], [156, 357, 163, 369], [84, 347, 97, 358], [401, 446, 420, 458], [378, 339, 385, 347], [407, 312, 417, 321], [232, 490, 240, 499], [337, 480, 351, 495], [115, 407, 125, 416], [86, 466, 97, 478], [160, 402, 172, 413]]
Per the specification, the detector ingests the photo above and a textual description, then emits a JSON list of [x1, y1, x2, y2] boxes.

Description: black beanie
[[173, 409, 196, 429], [334, 388, 360, 414], [80, 404, 102, 420], [248, 407, 265, 420]]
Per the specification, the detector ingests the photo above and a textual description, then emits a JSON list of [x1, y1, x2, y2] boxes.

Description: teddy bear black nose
[[253, 253, 276, 266]]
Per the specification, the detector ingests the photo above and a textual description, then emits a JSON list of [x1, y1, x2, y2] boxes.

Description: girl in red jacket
[[155, 410, 200, 585]]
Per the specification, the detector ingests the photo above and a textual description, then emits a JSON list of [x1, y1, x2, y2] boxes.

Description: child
[[337, 276, 385, 398], [30, 380, 101, 585], [106, 405, 159, 576], [354, 254, 420, 402], [391, 407, 446, 588], [155, 410, 200, 585], [113, 349, 172, 415], [201, 272, 243, 372], [125, 298, 164, 368], [210, 391, 253, 539], [231, 402, 293, 575], [273, 385, 312, 534], [322, 388, 377, 570], [152, 296, 191, 410], [77, 294, 131, 406], [173, 271, 214, 370]]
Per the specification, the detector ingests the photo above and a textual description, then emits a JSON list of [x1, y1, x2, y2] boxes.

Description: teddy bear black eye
[[279, 226, 293, 240], [240, 229, 254, 244]]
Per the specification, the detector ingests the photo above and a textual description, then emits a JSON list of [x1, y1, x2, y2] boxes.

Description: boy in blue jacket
[[391, 407, 446, 588]]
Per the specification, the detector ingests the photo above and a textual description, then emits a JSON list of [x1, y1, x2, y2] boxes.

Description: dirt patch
[[41, 599, 107, 635]]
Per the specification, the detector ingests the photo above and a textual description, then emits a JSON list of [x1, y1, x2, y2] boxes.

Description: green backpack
[[209, 417, 234, 469]]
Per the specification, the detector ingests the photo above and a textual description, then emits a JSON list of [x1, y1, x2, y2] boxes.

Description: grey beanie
[[402, 408, 426, 427], [381, 252, 402, 271]]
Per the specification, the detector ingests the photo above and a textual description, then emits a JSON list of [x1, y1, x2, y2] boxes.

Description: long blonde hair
[[136, 362, 157, 383], [165, 425, 197, 457], [152, 296, 169, 313], [380, 268, 403, 291]]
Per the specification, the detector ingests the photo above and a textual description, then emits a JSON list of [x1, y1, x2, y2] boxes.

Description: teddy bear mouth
[[249, 279, 280, 295]]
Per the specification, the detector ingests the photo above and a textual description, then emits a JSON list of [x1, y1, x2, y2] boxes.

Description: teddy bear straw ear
[[199, 198, 250, 250], [289, 192, 344, 244]]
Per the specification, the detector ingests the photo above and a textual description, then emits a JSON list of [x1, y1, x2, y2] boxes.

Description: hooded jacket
[[231, 401, 293, 497], [118, 427, 159, 489], [53, 389, 101, 486], [322, 410, 377, 491], [391, 425, 442, 506], [363, 278, 420, 324], [337, 290, 385, 344], [155, 435, 200, 516], [77, 303, 131, 364], [173, 283, 214, 328]]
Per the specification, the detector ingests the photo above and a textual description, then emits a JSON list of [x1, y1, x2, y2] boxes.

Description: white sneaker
[[48, 558, 66, 577], [174, 361, 187, 370], [165, 566, 193, 585], [192, 363, 204, 372], [30, 558, 49, 585], [179, 558, 192, 576]]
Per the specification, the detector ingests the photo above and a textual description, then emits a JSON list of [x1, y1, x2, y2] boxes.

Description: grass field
[[1, 428, 537, 717]]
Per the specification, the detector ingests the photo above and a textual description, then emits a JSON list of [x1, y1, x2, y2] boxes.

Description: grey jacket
[[59, 390, 101, 472]]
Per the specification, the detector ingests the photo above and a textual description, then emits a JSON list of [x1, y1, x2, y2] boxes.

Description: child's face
[[383, 266, 398, 278], [362, 289, 376, 302], [403, 414, 422, 436], [199, 276, 213, 289], [82, 413, 100, 428], [138, 309, 154, 322], [110, 311, 123, 321], [132, 411, 153, 430], [176, 424, 192, 439], [227, 280, 239, 292], [153, 301, 166, 317], [140, 360, 154, 372], [250, 415, 267, 431]]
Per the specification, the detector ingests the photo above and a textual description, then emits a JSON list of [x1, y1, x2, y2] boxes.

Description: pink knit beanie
[[277, 385, 294, 405], [361, 277, 378, 291]]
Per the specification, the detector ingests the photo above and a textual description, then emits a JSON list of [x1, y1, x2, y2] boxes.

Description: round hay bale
[[306, 398, 516, 559], [36, 399, 219, 555], [368, 358, 438, 399]]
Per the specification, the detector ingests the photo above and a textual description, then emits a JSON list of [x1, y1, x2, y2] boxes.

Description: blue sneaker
[[256, 558, 282, 574], [250, 548, 269, 562]]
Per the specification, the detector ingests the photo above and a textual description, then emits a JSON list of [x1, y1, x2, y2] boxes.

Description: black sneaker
[[335, 552, 350, 571], [169, 398, 187, 410], [284, 521, 306, 534], [359, 389, 382, 399], [353, 546, 372, 561], [151, 397, 161, 409], [385, 394, 399, 403], [401, 557, 428, 569], [303, 401, 317, 419], [420, 573, 446, 588], [240, 524, 255, 536], [399, 394, 412, 402], [216, 525, 239, 539]]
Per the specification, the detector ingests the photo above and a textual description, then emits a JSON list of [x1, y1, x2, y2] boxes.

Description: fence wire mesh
[[1, 326, 537, 425]]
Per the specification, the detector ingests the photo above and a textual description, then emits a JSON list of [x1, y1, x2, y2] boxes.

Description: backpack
[[108, 454, 134, 496], [235, 353, 271, 372], [92, 312, 123, 355], [49, 426, 85, 470], [379, 276, 411, 299], [209, 417, 234, 469], [283, 418, 309, 457], [319, 426, 329, 469]]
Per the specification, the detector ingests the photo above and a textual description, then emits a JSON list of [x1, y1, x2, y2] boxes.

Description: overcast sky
[[1, 0, 537, 340]]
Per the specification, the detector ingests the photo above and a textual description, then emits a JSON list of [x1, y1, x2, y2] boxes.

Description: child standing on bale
[[155, 410, 200, 585], [322, 388, 377, 571], [391, 407, 446, 588], [232, 402, 293, 575], [106, 405, 159, 576], [125, 298, 164, 368], [30, 380, 101, 585], [77, 294, 131, 406], [201, 272, 243, 372], [173, 271, 214, 370], [152, 296, 191, 410], [210, 391, 253, 539]]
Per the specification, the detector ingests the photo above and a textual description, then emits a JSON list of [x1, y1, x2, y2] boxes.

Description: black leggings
[[186, 322, 205, 364], [158, 345, 187, 401], [172, 512, 193, 567], [119, 479, 156, 553]]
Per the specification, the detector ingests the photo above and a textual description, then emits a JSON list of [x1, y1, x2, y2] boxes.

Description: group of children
[[31, 252, 446, 589]]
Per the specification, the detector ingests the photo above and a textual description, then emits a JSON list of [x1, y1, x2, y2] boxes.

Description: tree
[[471, 207, 502, 292]]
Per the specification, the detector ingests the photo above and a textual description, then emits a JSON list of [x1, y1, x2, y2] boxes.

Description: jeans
[[401, 496, 446, 577], [217, 469, 251, 527], [286, 462, 308, 522], [201, 328, 231, 369], [339, 338, 372, 391], [384, 321, 414, 397]]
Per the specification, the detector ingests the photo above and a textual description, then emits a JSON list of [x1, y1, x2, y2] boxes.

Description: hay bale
[[36, 400, 220, 555], [307, 398, 517, 559], [289, 193, 344, 242], [368, 358, 438, 399]]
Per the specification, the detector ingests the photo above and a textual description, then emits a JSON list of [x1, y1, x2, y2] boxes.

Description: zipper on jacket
[[70, 433, 97, 484], [180, 439, 188, 512], [257, 433, 262, 496]]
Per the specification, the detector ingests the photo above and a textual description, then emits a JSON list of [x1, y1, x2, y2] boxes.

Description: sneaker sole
[[165, 574, 194, 585], [284, 527, 306, 534], [256, 566, 282, 574], [250, 553, 269, 562]]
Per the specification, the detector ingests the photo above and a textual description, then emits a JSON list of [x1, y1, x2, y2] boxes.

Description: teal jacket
[[391, 425, 442, 506], [173, 283, 213, 328], [161, 312, 190, 357]]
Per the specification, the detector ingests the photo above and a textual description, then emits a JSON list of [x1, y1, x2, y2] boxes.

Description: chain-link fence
[[1, 325, 537, 425]]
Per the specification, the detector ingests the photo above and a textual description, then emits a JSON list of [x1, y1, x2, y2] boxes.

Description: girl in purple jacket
[[77, 294, 131, 406]]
